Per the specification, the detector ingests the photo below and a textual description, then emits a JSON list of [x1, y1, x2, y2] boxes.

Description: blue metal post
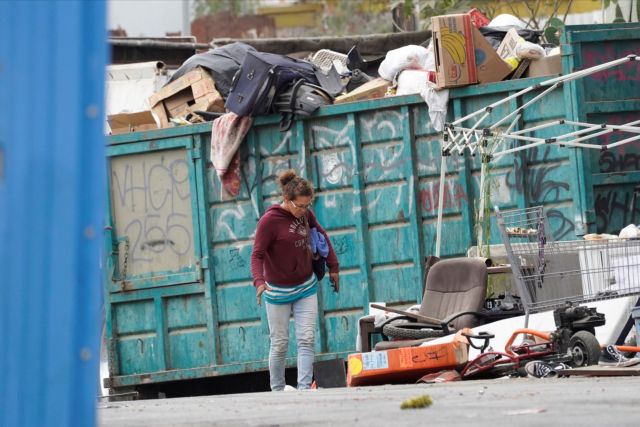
[[0, 1, 107, 426]]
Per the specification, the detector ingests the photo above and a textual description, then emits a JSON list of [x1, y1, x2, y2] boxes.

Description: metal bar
[[493, 140, 547, 158], [606, 133, 640, 149], [155, 297, 168, 370], [509, 119, 562, 135], [564, 119, 640, 133], [490, 83, 560, 130], [554, 124, 603, 141], [434, 150, 447, 258], [477, 159, 488, 255], [451, 85, 537, 126], [550, 140, 607, 150], [539, 54, 636, 86], [490, 113, 521, 155], [460, 111, 490, 145], [109, 38, 209, 50], [298, 119, 328, 353], [192, 132, 222, 366], [400, 106, 426, 301], [346, 113, 374, 311], [451, 55, 637, 135]]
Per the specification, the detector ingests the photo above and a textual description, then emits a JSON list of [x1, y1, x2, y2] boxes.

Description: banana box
[[346, 330, 470, 387], [471, 26, 512, 84], [432, 14, 477, 89]]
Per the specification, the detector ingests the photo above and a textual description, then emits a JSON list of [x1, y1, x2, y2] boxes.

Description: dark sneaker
[[599, 345, 640, 367], [524, 361, 569, 378]]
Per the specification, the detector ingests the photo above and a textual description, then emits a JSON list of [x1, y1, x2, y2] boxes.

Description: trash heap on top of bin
[[106, 9, 563, 136]]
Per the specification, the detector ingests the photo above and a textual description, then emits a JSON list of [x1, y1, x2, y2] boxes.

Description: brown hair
[[278, 169, 314, 201]]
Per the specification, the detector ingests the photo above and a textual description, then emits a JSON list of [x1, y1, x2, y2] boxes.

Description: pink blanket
[[210, 112, 253, 198]]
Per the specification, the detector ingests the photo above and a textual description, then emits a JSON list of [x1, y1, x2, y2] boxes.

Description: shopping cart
[[495, 206, 640, 324]]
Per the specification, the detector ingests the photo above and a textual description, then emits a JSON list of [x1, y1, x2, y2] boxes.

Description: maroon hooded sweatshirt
[[251, 205, 339, 287]]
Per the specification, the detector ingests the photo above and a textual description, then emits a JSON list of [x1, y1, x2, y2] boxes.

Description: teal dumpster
[[103, 23, 640, 395]]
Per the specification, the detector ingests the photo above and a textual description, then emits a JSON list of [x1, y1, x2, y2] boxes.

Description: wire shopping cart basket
[[495, 206, 640, 323]]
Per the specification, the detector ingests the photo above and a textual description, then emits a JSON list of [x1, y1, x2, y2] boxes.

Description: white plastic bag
[[619, 224, 640, 239], [396, 69, 430, 95], [516, 41, 545, 60], [378, 45, 432, 81]]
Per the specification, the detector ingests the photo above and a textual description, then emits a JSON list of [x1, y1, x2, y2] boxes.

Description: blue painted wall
[[0, 1, 107, 426]]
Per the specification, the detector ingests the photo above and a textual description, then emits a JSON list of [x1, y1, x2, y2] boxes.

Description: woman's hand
[[256, 283, 272, 306], [329, 272, 340, 293]]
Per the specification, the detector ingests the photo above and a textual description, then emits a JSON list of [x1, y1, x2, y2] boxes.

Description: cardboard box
[[471, 26, 512, 84], [346, 330, 469, 387], [432, 14, 477, 88], [149, 66, 224, 128], [334, 78, 391, 104], [496, 28, 522, 60], [108, 111, 158, 135], [525, 54, 562, 78]]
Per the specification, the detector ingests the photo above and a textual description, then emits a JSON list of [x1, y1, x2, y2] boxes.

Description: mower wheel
[[568, 331, 601, 367], [382, 323, 444, 340]]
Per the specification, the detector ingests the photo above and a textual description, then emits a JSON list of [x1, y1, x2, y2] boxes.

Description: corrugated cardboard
[[149, 66, 224, 128], [432, 14, 477, 88], [108, 111, 158, 135], [496, 28, 522, 60], [525, 54, 562, 78], [334, 78, 391, 104], [471, 26, 512, 84], [346, 330, 470, 387]]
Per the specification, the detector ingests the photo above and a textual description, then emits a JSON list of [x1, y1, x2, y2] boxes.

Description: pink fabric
[[210, 112, 253, 197]]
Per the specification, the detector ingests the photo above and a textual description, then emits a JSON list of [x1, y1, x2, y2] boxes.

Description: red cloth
[[210, 112, 253, 198], [251, 205, 339, 287]]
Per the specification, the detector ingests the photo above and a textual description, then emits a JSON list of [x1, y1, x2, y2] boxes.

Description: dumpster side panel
[[563, 23, 640, 234]]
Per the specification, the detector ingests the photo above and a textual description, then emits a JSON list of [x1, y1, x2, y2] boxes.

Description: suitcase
[[225, 50, 319, 117]]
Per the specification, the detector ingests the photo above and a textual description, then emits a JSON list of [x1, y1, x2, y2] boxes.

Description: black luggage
[[167, 42, 256, 98], [225, 51, 319, 117]]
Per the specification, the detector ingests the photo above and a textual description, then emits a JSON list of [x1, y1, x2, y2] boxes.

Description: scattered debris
[[400, 394, 433, 409], [503, 408, 547, 415]]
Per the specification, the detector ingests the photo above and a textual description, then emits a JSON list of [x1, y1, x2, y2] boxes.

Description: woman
[[250, 169, 340, 391]]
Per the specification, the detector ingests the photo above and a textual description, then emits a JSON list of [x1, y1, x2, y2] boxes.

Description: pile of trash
[[108, 8, 563, 136]]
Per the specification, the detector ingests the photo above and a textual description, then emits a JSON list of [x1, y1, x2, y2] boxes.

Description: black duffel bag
[[167, 42, 256, 98], [225, 51, 319, 117]]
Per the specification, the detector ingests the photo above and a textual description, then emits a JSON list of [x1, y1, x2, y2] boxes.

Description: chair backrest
[[419, 257, 488, 330]]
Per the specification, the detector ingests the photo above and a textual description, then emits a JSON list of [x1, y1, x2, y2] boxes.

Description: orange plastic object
[[504, 329, 551, 355], [613, 345, 640, 353], [346, 330, 470, 387]]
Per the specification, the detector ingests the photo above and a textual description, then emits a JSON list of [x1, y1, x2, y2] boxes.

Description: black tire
[[382, 323, 444, 340], [568, 330, 601, 367]]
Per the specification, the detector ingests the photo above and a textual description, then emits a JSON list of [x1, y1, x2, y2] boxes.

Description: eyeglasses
[[289, 200, 311, 210]]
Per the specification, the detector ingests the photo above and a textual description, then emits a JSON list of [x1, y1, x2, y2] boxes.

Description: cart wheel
[[568, 331, 601, 367]]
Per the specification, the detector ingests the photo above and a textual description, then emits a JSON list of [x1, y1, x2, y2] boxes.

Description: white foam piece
[[427, 296, 638, 359]]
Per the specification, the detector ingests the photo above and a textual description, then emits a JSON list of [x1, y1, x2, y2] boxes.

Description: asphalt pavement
[[99, 376, 639, 427]]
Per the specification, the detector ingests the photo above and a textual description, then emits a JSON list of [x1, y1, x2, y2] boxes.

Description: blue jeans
[[265, 293, 317, 391]]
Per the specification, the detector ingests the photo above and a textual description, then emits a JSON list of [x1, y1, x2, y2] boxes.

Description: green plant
[[192, 0, 257, 18], [418, 0, 473, 29]]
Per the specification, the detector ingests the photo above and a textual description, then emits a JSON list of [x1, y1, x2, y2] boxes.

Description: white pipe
[[490, 83, 559, 130], [493, 140, 547, 158], [606, 133, 640, 149], [510, 119, 561, 135], [434, 152, 448, 258]]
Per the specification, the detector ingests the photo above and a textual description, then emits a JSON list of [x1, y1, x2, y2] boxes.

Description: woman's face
[[286, 195, 312, 218]]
